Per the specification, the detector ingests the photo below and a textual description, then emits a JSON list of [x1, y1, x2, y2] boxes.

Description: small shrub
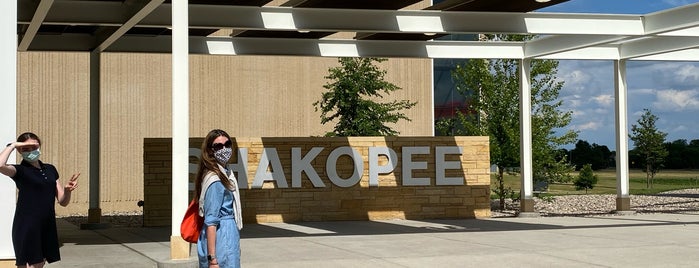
[[536, 193, 556, 203], [574, 164, 598, 193]]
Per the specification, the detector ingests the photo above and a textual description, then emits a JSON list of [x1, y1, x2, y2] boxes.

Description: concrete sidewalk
[[50, 212, 699, 267]]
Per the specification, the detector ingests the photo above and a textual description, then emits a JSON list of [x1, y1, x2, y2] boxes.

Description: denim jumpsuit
[[197, 181, 240, 267]]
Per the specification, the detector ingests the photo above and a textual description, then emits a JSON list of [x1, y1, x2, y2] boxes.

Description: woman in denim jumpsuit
[[193, 129, 243, 268]]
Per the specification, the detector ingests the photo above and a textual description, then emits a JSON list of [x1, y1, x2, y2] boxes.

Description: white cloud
[[566, 70, 590, 84], [562, 96, 583, 109], [632, 110, 647, 117], [593, 108, 608, 114], [675, 64, 699, 82], [632, 88, 655, 95], [653, 89, 699, 111], [571, 109, 586, 116], [630, 62, 699, 90], [561, 70, 591, 94], [592, 94, 613, 107], [672, 125, 689, 132], [574, 121, 602, 131]]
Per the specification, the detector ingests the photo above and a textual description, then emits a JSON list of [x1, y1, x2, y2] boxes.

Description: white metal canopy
[[6, 0, 699, 261], [18, 3, 699, 61]]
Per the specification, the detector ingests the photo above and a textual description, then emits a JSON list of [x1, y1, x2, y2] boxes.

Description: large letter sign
[[189, 144, 466, 188]]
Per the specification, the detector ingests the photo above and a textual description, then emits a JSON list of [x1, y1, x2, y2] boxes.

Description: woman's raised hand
[[65, 173, 80, 191]]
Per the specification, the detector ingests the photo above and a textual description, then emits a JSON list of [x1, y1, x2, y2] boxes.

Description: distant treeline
[[559, 139, 699, 170]]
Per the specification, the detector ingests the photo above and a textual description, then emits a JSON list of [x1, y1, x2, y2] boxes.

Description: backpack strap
[[198, 171, 220, 217]]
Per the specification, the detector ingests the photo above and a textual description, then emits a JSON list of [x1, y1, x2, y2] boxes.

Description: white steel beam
[[538, 46, 620, 60], [108, 36, 527, 58], [524, 35, 627, 58], [94, 0, 164, 52], [521, 13, 643, 35], [23, 2, 648, 36], [633, 48, 699, 61], [660, 26, 699, 37], [33, 33, 699, 62], [644, 2, 699, 35], [620, 36, 699, 59], [18, 0, 53, 51]]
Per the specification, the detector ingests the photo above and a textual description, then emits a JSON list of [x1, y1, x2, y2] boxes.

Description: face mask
[[214, 147, 232, 165], [21, 149, 41, 162]]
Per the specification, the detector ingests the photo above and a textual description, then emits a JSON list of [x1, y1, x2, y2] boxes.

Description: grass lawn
[[491, 169, 699, 198]]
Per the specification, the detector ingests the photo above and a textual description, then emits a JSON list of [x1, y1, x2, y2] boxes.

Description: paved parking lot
[[50, 212, 699, 268]]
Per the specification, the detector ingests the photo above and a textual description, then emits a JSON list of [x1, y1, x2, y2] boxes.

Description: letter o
[[326, 146, 363, 187]]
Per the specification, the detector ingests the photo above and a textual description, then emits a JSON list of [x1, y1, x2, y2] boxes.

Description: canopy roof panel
[[16, 0, 699, 61]]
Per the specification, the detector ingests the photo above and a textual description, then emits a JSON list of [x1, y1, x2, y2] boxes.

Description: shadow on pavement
[[239, 215, 699, 239], [57, 212, 699, 246]]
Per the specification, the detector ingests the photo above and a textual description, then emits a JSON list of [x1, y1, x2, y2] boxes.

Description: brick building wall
[[143, 136, 490, 226]]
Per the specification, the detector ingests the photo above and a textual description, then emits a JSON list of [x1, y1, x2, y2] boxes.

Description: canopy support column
[[0, 0, 18, 263], [170, 0, 191, 260], [614, 60, 632, 213], [518, 58, 538, 217], [81, 51, 110, 229]]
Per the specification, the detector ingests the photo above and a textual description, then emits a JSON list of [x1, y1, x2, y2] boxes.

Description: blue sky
[[536, 0, 699, 150]]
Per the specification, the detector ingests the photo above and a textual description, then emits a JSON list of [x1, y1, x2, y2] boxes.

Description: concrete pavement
[[49, 212, 699, 267]]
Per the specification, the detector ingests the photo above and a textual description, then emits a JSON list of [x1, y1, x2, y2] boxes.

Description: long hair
[[194, 129, 234, 201]]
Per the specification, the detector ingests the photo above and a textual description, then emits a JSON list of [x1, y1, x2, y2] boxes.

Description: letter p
[[368, 147, 397, 187]]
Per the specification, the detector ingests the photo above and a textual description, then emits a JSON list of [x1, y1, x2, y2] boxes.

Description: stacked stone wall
[[143, 136, 490, 226]]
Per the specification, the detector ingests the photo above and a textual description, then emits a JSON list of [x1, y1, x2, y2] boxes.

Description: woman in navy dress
[[0, 132, 79, 268], [193, 129, 242, 268]]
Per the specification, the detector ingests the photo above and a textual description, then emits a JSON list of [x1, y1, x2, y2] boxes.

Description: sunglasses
[[211, 140, 232, 151]]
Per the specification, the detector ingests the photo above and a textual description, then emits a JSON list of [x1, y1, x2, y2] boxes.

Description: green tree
[[664, 139, 688, 169], [574, 164, 598, 194], [570, 140, 613, 170], [437, 34, 578, 210], [629, 109, 668, 188], [314, 57, 417, 137], [689, 140, 699, 169]]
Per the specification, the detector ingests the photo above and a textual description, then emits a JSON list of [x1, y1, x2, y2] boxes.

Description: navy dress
[[11, 160, 61, 266]]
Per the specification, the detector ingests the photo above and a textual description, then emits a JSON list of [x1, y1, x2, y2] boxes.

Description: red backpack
[[180, 200, 202, 243], [180, 173, 219, 243]]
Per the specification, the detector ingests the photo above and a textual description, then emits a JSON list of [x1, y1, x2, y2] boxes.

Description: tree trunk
[[646, 163, 651, 188], [498, 168, 505, 210]]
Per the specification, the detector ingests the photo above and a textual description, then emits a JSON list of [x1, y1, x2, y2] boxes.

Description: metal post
[[614, 60, 632, 214], [519, 58, 538, 217], [81, 51, 109, 229], [0, 0, 18, 262], [171, 0, 191, 260]]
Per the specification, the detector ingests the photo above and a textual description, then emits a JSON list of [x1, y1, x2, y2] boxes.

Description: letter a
[[252, 148, 288, 188]]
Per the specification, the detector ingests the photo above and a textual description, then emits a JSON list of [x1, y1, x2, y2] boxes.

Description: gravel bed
[[58, 189, 699, 227], [491, 188, 699, 217]]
